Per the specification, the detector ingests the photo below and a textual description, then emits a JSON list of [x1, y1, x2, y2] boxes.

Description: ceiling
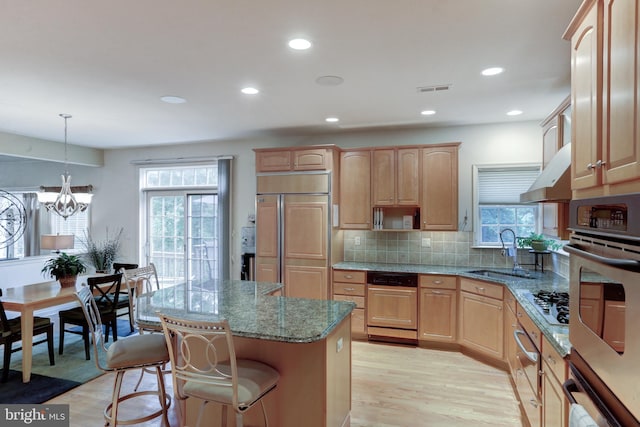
[[0, 0, 581, 150]]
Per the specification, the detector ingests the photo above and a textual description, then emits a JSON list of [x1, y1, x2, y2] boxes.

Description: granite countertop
[[333, 262, 571, 357], [137, 279, 355, 343]]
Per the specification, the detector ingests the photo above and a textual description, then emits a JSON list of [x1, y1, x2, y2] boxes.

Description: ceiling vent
[[416, 84, 452, 93]]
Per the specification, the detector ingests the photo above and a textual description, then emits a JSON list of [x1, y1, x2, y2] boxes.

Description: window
[[473, 165, 541, 247], [50, 209, 90, 250]]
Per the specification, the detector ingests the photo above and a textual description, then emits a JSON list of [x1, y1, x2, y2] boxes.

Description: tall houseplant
[[41, 252, 87, 288], [83, 228, 124, 273]]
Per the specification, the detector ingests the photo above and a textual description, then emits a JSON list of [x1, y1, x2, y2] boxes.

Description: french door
[[145, 191, 218, 287]]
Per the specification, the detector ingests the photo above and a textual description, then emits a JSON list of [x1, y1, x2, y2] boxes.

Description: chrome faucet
[[499, 228, 526, 275]]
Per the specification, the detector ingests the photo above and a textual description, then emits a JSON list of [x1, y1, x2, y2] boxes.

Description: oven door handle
[[562, 378, 579, 404], [564, 244, 640, 272], [513, 329, 538, 363]]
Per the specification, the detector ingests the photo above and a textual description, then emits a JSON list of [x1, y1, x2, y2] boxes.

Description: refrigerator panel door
[[256, 194, 280, 282], [284, 194, 328, 260]]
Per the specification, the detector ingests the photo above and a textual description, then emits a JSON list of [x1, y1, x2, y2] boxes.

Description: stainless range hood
[[520, 143, 572, 203]]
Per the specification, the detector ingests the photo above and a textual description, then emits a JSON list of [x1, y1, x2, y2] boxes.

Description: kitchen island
[[137, 279, 355, 427]]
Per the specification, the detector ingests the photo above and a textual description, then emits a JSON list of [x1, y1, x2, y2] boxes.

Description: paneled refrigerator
[[255, 172, 333, 300]]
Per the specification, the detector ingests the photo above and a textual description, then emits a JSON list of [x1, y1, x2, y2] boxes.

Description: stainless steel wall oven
[[564, 194, 640, 426]]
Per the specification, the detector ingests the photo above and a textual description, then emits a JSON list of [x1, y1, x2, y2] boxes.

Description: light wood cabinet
[[332, 269, 367, 340], [421, 144, 459, 230], [540, 97, 571, 240], [580, 283, 603, 336], [285, 265, 327, 300], [339, 150, 371, 229], [372, 148, 420, 206], [504, 291, 519, 376], [566, 0, 640, 198], [255, 148, 332, 172], [459, 278, 504, 359], [418, 274, 457, 343], [603, 300, 625, 352], [541, 336, 568, 427]]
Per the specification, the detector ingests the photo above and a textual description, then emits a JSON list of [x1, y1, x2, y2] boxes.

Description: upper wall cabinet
[[421, 144, 459, 231], [371, 148, 420, 206], [255, 147, 333, 172], [339, 150, 371, 229], [565, 0, 640, 198]]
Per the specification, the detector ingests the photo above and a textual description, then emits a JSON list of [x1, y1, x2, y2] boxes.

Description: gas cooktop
[[522, 290, 569, 326]]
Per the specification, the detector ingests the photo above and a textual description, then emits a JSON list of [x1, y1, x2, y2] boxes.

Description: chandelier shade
[[38, 114, 93, 220]]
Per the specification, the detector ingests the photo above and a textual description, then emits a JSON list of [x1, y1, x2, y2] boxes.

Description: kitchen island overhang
[[137, 279, 355, 427]]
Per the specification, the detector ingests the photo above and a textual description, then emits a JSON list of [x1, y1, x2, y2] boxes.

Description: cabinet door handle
[[529, 399, 540, 409], [547, 355, 556, 365], [431, 290, 443, 295], [587, 162, 595, 170], [475, 286, 485, 292], [344, 287, 355, 291], [344, 275, 353, 279], [596, 159, 606, 168], [514, 330, 538, 363], [433, 280, 442, 284]]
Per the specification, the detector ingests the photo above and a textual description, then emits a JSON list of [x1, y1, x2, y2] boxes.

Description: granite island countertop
[[333, 262, 571, 357], [137, 279, 355, 343]]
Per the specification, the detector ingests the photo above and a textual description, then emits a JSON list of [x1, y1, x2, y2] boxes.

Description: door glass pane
[[188, 194, 218, 282], [148, 194, 185, 287]]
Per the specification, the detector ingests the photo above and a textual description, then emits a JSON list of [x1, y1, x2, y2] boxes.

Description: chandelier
[[37, 114, 93, 220]]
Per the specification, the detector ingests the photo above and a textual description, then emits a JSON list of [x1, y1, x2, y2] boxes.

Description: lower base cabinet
[[459, 279, 504, 359], [333, 269, 367, 339], [542, 336, 568, 427], [418, 275, 457, 343]]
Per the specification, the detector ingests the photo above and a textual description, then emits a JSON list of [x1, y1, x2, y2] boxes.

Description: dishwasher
[[366, 271, 418, 343]]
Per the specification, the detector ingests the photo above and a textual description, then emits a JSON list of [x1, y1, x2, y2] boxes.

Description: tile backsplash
[[342, 230, 569, 278]]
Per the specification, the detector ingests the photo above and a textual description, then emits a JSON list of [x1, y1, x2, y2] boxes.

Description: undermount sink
[[466, 269, 534, 280]]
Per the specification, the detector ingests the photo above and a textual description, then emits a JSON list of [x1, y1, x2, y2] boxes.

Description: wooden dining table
[[2, 275, 100, 383]]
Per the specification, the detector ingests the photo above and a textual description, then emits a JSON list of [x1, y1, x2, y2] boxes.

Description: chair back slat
[[159, 314, 240, 407], [122, 264, 160, 296], [74, 285, 108, 368], [88, 273, 123, 313], [113, 263, 138, 274]]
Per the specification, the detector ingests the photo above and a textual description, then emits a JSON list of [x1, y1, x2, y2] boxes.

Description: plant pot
[[531, 240, 548, 251], [58, 275, 78, 288]]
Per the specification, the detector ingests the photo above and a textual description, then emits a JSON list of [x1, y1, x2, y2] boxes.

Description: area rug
[[1, 318, 135, 403], [0, 370, 81, 404]]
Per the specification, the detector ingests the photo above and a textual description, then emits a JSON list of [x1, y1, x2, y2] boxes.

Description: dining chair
[[73, 284, 171, 426], [112, 262, 139, 332], [159, 313, 279, 427], [58, 273, 122, 360], [121, 263, 161, 334], [0, 289, 55, 383]]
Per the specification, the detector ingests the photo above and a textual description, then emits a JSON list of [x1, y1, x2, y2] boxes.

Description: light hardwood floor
[[48, 341, 522, 426]]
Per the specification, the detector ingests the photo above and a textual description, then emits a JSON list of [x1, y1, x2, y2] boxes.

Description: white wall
[[1, 120, 541, 279]]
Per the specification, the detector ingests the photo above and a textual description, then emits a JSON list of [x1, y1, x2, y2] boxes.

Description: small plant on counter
[[516, 232, 563, 251]]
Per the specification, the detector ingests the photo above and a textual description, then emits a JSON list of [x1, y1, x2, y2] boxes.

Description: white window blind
[[51, 210, 89, 249], [478, 167, 540, 204]]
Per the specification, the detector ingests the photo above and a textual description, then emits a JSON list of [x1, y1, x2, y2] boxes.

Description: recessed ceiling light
[[288, 38, 312, 50], [316, 75, 344, 86], [160, 95, 187, 104], [241, 87, 259, 95], [507, 110, 523, 116], [325, 117, 339, 123], [481, 67, 504, 76], [420, 110, 436, 116]]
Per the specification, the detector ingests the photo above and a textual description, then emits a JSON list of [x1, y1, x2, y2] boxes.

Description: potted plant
[[83, 228, 124, 273], [516, 232, 563, 251], [41, 252, 87, 288]]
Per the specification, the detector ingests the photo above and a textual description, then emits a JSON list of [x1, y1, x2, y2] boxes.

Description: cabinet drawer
[[516, 304, 542, 349], [419, 274, 456, 290], [460, 278, 503, 300], [334, 282, 365, 296], [332, 269, 366, 284], [335, 294, 365, 309], [542, 336, 566, 383]]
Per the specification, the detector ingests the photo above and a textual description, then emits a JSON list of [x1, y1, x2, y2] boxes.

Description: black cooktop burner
[[525, 290, 570, 325]]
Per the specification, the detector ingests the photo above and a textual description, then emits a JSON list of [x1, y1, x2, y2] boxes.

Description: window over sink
[[472, 164, 540, 247]]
